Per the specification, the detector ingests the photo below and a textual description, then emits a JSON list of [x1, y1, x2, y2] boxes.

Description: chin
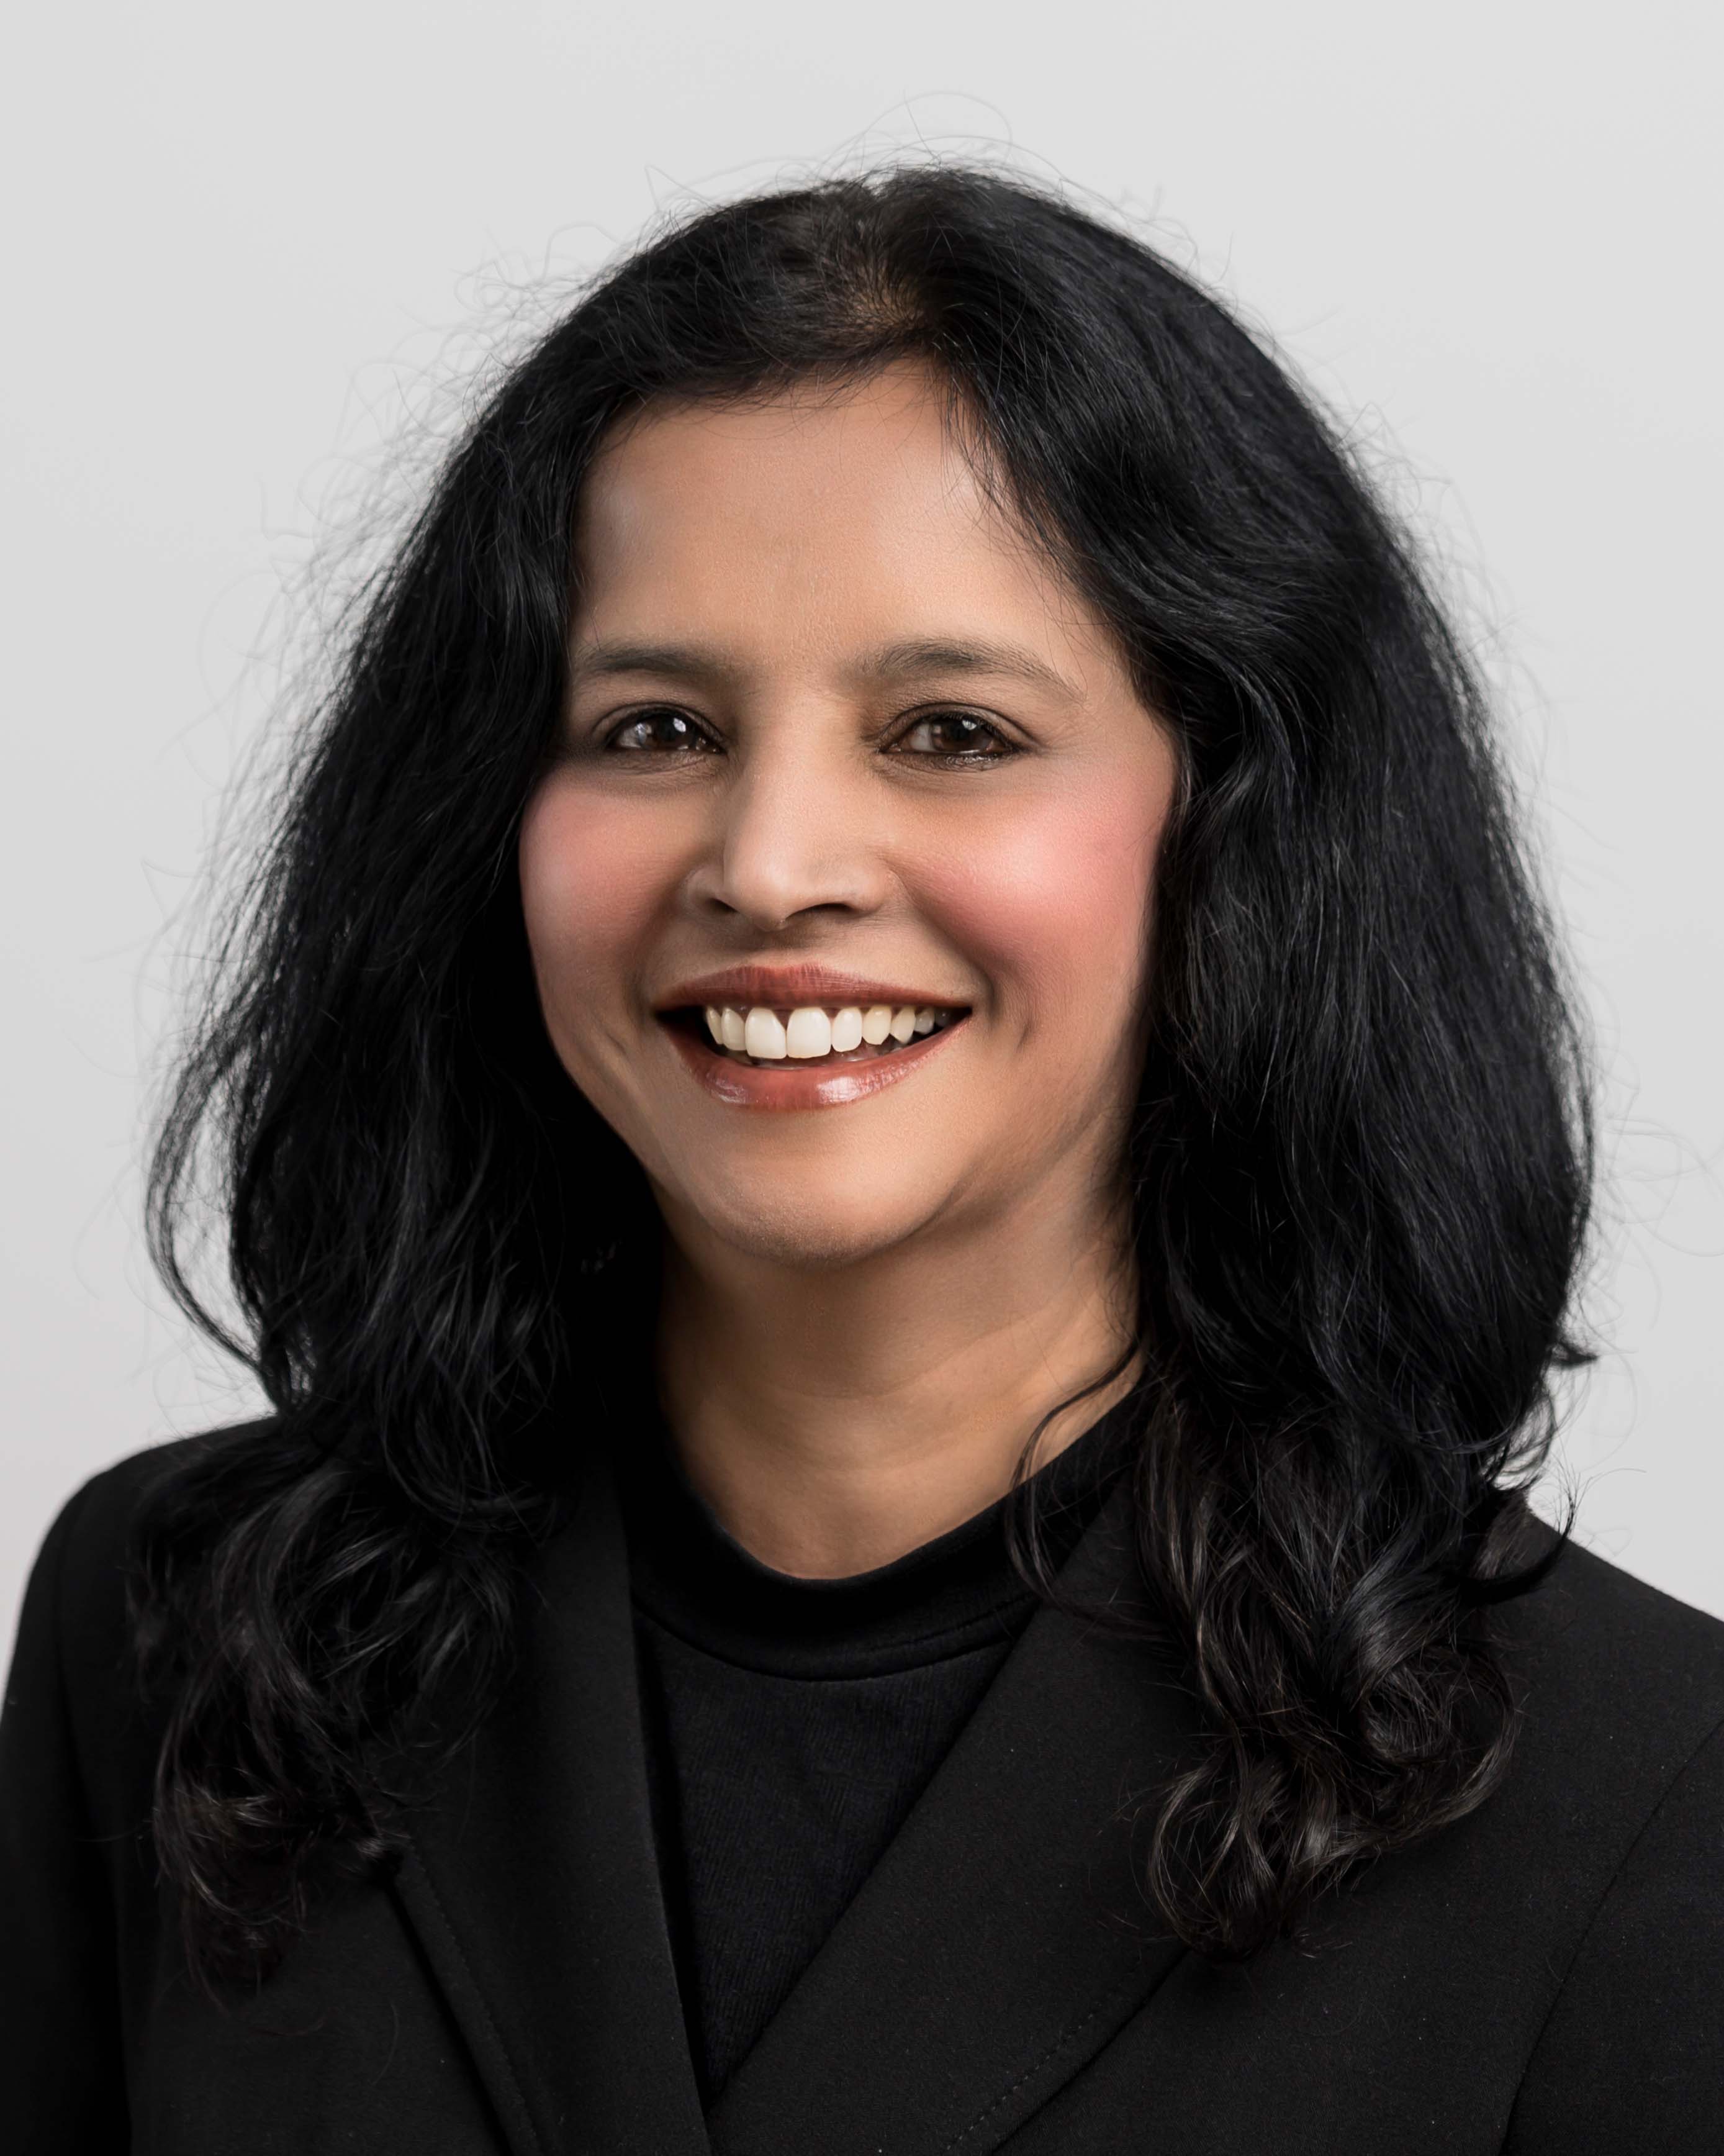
[[674, 1164, 955, 1274]]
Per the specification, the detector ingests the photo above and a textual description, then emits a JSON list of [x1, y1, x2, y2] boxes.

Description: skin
[[518, 361, 1180, 1575]]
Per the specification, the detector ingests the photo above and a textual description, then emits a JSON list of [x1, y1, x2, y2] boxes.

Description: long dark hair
[[134, 161, 1592, 1987]]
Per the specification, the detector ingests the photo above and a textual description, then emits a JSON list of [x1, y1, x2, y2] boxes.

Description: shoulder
[[37, 1415, 281, 1562], [1492, 1535, 1724, 2145], [14, 1420, 281, 1695], [4, 1421, 285, 1847], [1506, 1529, 1724, 1787], [1492, 1529, 1724, 1909]]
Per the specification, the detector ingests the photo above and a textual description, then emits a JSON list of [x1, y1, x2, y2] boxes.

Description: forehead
[[570, 363, 1111, 676], [580, 362, 991, 551]]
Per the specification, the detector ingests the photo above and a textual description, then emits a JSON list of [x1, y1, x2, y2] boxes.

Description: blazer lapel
[[706, 1480, 1198, 2156], [387, 1448, 708, 2156]]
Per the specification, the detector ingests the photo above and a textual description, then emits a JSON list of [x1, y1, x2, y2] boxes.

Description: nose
[[686, 731, 888, 932]]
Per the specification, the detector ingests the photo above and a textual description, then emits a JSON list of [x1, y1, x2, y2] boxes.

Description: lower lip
[[664, 1017, 967, 1110]]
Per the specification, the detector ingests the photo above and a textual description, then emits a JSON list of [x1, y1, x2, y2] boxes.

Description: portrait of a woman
[[3, 165, 1720, 2151]]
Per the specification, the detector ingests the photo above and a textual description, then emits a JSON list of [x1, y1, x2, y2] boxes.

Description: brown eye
[[606, 709, 716, 754], [894, 712, 1014, 760]]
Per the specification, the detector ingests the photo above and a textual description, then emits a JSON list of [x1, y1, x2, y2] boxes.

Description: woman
[[2, 164, 1720, 2153]]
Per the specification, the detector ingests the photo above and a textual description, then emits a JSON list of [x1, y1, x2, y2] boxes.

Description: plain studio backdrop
[[3, 1, 1721, 1669]]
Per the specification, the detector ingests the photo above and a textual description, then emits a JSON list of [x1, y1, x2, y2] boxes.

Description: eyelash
[[600, 706, 1017, 764]]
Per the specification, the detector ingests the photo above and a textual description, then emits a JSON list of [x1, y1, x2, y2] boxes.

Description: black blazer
[[4, 1424, 1723, 2155]]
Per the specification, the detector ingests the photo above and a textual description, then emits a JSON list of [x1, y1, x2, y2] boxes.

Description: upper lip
[[654, 965, 973, 1013]]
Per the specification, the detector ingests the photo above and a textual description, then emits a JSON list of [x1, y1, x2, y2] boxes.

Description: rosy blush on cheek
[[906, 770, 1168, 1046], [518, 777, 687, 1025]]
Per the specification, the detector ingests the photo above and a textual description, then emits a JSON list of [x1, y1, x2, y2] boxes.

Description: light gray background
[[5, 1, 1721, 1666]]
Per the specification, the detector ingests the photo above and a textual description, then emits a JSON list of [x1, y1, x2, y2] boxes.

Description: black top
[[617, 1408, 1129, 2100], [5, 1417, 1724, 2154]]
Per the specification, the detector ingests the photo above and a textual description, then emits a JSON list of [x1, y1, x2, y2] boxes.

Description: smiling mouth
[[667, 1000, 968, 1068]]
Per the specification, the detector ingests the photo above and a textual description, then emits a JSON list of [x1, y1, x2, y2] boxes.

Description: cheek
[[916, 773, 1165, 1039], [518, 777, 681, 1029]]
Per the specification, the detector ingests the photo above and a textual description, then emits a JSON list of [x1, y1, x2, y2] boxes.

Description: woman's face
[[520, 363, 1180, 1273]]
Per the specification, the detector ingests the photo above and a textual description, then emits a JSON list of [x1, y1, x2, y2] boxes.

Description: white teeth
[[700, 1000, 960, 1062], [785, 1007, 833, 1059], [743, 1008, 788, 1059]]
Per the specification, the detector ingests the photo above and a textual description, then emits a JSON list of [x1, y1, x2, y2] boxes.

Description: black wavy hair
[[133, 161, 1592, 1988]]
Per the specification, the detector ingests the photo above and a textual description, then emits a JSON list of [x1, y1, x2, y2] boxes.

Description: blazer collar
[[705, 1475, 1196, 2156], [387, 1448, 708, 2156], [388, 1443, 1196, 2156]]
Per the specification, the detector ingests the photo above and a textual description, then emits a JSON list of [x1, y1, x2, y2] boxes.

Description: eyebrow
[[566, 635, 1082, 701], [567, 641, 737, 689], [860, 637, 1081, 700]]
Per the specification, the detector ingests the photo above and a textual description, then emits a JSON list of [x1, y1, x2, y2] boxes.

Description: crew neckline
[[616, 1396, 1136, 1681]]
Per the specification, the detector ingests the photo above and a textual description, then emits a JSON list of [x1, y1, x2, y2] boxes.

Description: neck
[[653, 1187, 1139, 1578]]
